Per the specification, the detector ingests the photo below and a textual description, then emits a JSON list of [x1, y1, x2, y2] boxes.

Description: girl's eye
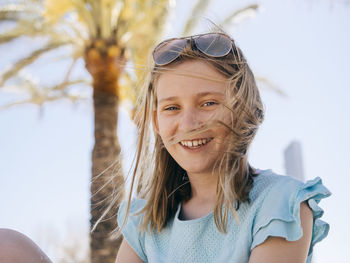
[[164, 106, 179, 111], [203, 101, 218, 107]]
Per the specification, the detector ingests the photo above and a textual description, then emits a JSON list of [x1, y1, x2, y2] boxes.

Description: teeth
[[180, 138, 212, 148]]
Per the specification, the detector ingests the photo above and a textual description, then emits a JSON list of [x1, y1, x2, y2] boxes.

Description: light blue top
[[117, 169, 331, 263]]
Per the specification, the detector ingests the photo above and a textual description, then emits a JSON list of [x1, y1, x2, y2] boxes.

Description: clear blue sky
[[0, 0, 348, 261]]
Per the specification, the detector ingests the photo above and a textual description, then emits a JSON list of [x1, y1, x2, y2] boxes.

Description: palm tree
[[0, 1, 262, 262]]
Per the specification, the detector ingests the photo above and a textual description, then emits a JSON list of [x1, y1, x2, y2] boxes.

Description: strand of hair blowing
[[140, 136, 191, 232]]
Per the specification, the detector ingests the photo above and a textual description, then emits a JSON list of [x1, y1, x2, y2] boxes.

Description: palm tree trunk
[[86, 43, 125, 263]]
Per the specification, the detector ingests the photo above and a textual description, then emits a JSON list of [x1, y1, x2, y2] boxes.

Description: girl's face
[[153, 60, 231, 176]]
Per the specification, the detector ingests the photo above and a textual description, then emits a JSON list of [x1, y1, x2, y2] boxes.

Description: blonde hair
[[120, 31, 265, 234]]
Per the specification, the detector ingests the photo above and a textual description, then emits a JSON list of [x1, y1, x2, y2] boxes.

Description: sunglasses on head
[[152, 33, 234, 66]]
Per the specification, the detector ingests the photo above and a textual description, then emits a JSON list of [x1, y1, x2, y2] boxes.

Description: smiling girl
[[0, 32, 331, 263], [115, 32, 331, 263]]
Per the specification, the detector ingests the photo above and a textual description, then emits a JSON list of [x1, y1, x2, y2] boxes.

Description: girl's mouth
[[179, 138, 213, 149]]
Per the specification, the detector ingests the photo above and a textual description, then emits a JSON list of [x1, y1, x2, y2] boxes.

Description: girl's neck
[[187, 171, 218, 203], [179, 172, 218, 220]]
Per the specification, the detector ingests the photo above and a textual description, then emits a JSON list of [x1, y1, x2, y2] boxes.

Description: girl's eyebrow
[[196, 91, 225, 98], [158, 96, 178, 104], [158, 91, 224, 104]]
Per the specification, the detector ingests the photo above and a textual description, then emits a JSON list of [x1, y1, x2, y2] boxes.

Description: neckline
[[175, 202, 214, 224]]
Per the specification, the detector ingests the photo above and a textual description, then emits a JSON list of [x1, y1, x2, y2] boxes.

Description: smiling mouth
[[179, 138, 213, 149]]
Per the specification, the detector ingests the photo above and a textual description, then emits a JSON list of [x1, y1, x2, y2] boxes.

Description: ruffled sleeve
[[117, 198, 147, 262], [250, 176, 331, 262]]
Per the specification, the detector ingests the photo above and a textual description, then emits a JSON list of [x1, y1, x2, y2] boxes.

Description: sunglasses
[[152, 33, 234, 66]]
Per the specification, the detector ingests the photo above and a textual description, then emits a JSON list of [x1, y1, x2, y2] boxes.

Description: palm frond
[[0, 78, 91, 111], [57, 18, 88, 44], [0, 18, 83, 46], [110, 1, 124, 34], [42, 0, 97, 37], [46, 78, 92, 103], [60, 57, 80, 89], [0, 99, 43, 111], [47, 45, 84, 65], [182, 0, 211, 36], [71, 0, 97, 37], [0, 41, 73, 86], [0, 3, 41, 21], [86, 0, 113, 38], [219, 4, 259, 29], [117, 0, 171, 105], [51, 79, 91, 93], [83, 0, 101, 36], [101, 0, 112, 38], [0, 20, 46, 44], [43, 0, 75, 23]]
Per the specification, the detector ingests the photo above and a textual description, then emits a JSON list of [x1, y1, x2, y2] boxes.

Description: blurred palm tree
[[0, 0, 261, 262]]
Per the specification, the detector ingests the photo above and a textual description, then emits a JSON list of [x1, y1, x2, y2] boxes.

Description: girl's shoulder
[[117, 198, 148, 262], [118, 198, 147, 226], [248, 169, 331, 258]]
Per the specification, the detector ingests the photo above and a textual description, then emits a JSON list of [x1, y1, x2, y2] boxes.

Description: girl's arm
[[249, 202, 313, 263], [0, 228, 52, 263], [115, 239, 144, 263]]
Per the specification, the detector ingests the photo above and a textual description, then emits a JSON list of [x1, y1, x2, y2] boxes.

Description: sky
[[0, 0, 349, 262]]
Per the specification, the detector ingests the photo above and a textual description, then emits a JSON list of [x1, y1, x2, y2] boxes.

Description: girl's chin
[[179, 165, 217, 176]]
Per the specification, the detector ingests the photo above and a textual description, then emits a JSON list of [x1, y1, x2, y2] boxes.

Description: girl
[[0, 32, 330, 263], [115, 32, 331, 263]]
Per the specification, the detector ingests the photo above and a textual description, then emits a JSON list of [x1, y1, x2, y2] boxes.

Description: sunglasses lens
[[153, 39, 187, 66], [195, 33, 232, 57]]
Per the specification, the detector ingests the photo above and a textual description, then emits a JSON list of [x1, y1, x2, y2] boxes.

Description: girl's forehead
[[157, 59, 227, 80], [155, 60, 228, 97]]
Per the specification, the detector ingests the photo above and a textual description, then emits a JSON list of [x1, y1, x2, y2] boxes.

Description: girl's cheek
[[158, 116, 175, 132]]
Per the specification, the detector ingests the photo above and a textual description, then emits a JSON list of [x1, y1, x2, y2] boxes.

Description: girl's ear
[[152, 109, 160, 134]]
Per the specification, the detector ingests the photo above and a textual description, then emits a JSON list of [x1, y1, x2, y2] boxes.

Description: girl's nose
[[179, 109, 201, 132]]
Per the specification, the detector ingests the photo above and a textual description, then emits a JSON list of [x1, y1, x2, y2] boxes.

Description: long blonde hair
[[120, 31, 265, 234]]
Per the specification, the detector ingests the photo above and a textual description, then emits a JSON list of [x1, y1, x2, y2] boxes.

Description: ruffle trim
[[251, 176, 331, 259]]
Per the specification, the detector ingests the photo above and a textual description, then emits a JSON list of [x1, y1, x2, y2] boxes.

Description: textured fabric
[[117, 169, 331, 263]]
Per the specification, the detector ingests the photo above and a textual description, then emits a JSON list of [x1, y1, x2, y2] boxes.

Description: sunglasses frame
[[152, 32, 234, 66]]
